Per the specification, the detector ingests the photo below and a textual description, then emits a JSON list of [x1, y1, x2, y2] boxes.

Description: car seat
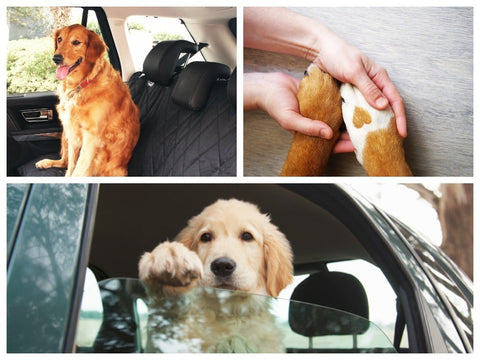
[[288, 271, 370, 352]]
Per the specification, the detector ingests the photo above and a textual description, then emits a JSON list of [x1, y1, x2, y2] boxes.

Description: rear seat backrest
[[127, 41, 236, 176]]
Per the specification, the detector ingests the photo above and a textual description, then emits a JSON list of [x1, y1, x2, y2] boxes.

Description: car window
[[125, 15, 203, 72], [7, 7, 103, 95], [7, 184, 92, 353], [279, 260, 408, 350], [75, 278, 396, 353], [393, 219, 473, 350], [6, 184, 30, 255]]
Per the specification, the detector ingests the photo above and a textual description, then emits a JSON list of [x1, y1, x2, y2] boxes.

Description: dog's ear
[[175, 224, 197, 250], [263, 222, 294, 297], [86, 29, 106, 62], [53, 29, 61, 51]]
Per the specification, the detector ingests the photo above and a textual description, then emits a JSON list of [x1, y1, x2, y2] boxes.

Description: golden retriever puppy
[[139, 199, 294, 353], [35, 24, 140, 176]]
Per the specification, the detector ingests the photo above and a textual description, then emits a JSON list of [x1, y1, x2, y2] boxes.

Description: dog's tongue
[[56, 65, 70, 80]]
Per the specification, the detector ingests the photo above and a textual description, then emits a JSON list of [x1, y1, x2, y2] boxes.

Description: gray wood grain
[[244, 7, 473, 177]]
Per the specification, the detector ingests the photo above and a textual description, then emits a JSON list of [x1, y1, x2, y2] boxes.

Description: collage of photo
[[5, 3, 474, 356]]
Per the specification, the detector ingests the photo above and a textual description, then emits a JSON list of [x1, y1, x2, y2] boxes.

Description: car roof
[[89, 184, 373, 279]]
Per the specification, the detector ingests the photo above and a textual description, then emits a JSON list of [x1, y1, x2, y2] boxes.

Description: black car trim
[[62, 184, 100, 353], [82, 7, 122, 74], [379, 209, 472, 353]]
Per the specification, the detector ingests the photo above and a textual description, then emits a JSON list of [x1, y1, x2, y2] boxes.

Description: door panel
[[7, 92, 62, 175]]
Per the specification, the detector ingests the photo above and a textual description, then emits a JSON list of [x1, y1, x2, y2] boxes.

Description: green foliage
[[127, 22, 146, 31], [7, 7, 52, 40], [153, 32, 184, 42], [7, 37, 58, 94]]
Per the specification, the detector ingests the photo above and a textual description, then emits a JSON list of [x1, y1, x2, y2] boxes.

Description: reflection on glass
[[7, 184, 90, 353], [77, 278, 396, 353]]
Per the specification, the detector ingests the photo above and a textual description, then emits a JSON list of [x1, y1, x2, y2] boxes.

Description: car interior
[[7, 7, 236, 177], [77, 183, 419, 353]]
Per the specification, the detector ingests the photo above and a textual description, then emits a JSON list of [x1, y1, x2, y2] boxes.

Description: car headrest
[[142, 40, 199, 85], [172, 62, 231, 111], [289, 271, 370, 337]]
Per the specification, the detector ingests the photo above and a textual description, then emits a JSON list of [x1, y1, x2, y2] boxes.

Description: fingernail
[[320, 129, 332, 139], [376, 97, 388, 108]]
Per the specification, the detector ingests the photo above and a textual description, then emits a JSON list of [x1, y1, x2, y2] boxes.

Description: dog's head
[[175, 199, 294, 297], [52, 24, 106, 83]]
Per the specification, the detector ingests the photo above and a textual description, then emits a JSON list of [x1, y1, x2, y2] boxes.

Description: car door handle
[[21, 108, 54, 123]]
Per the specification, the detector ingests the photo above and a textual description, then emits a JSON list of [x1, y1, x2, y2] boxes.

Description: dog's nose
[[211, 257, 236, 277], [52, 54, 64, 65]]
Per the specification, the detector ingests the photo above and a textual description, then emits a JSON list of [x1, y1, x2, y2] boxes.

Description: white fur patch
[[340, 83, 394, 164]]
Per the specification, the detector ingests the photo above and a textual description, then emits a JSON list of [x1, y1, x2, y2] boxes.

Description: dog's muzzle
[[52, 54, 64, 65], [211, 257, 236, 278]]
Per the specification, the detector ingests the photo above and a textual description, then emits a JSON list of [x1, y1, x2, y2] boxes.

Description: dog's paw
[[340, 83, 395, 165], [35, 159, 54, 169], [340, 83, 412, 176], [298, 64, 343, 130], [139, 241, 203, 289]]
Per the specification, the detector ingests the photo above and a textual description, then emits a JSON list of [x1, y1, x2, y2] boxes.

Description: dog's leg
[[70, 132, 98, 176], [35, 132, 68, 170], [139, 241, 203, 353], [281, 64, 343, 176], [341, 83, 412, 176]]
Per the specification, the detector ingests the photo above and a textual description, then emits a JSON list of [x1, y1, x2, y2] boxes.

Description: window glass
[[6, 184, 30, 252], [7, 184, 90, 352], [76, 278, 396, 353], [7, 7, 100, 95], [75, 269, 103, 348], [125, 15, 202, 72], [279, 260, 408, 349], [394, 219, 473, 349]]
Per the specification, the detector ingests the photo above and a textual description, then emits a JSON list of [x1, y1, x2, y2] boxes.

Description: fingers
[[280, 111, 333, 139], [332, 132, 355, 154], [353, 61, 407, 138]]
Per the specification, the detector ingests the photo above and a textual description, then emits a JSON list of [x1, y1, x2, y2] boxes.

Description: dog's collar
[[68, 79, 91, 99], [80, 79, 91, 88]]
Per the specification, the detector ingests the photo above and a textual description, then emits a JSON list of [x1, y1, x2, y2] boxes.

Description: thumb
[[282, 111, 333, 139], [354, 73, 389, 110]]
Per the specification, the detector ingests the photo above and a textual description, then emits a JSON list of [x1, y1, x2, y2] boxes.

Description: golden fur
[[35, 24, 140, 176], [281, 64, 343, 176], [138, 199, 294, 352]]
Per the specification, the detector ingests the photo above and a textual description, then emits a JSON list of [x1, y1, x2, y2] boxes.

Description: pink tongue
[[56, 65, 70, 80]]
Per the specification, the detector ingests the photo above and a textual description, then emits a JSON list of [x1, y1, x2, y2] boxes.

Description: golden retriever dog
[[138, 199, 294, 353], [35, 24, 140, 176]]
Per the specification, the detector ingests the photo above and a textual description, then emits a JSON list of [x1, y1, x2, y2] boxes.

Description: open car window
[[76, 277, 396, 353]]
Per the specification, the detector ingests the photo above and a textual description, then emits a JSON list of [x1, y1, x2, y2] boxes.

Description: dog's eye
[[241, 232, 254, 241], [72, 40, 80, 46], [57, 37, 62, 44], [200, 233, 212, 242]]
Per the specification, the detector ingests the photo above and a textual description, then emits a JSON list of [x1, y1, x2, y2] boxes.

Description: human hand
[[313, 29, 407, 137], [244, 71, 354, 153]]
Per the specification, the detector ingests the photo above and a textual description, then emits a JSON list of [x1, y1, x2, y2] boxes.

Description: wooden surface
[[244, 7, 473, 177]]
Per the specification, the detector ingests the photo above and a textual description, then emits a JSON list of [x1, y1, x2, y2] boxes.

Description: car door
[[7, 183, 99, 352], [6, 7, 120, 176]]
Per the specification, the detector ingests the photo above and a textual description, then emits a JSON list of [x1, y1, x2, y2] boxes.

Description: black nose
[[211, 257, 236, 277], [52, 54, 63, 65]]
